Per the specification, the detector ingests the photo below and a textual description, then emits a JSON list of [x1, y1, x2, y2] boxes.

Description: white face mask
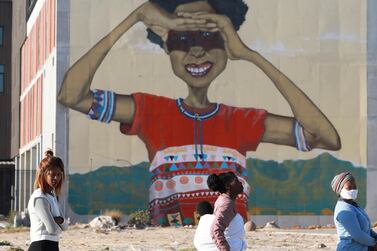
[[340, 188, 358, 200]]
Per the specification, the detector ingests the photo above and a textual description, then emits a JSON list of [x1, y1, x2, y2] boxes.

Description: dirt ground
[[0, 225, 339, 251]]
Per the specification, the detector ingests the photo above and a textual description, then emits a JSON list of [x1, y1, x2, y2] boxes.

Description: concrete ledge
[[251, 215, 334, 228]]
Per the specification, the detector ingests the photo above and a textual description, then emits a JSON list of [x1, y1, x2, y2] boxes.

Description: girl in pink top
[[207, 172, 245, 251]]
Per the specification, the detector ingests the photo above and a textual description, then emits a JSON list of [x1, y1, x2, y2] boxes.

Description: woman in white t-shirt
[[27, 150, 68, 251], [194, 200, 247, 251]]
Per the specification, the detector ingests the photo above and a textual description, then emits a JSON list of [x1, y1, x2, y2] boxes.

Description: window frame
[[0, 64, 4, 93], [0, 26, 3, 47]]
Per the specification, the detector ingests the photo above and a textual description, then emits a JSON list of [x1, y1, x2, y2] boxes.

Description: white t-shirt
[[194, 213, 247, 251]]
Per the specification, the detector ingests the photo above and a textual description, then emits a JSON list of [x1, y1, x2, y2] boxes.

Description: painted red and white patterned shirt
[[120, 92, 267, 226]]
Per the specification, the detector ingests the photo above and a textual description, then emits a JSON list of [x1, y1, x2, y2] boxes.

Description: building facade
[[10, 0, 377, 228], [0, 1, 14, 216], [14, 0, 70, 213], [11, 0, 70, 215], [0, 2, 12, 161], [9, 0, 27, 214]]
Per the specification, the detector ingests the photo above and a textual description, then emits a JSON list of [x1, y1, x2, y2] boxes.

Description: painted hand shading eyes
[[175, 12, 248, 60]]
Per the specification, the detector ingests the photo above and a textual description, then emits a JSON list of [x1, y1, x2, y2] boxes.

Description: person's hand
[[54, 216, 64, 225], [178, 12, 249, 60], [136, 3, 210, 42]]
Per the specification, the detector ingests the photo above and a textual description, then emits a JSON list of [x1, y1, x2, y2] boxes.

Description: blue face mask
[[340, 188, 358, 200]]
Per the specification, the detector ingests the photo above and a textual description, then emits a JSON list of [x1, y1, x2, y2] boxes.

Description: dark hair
[[207, 172, 236, 193], [147, 0, 249, 48], [196, 201, 213, 216], [34, 150, 65, 196]]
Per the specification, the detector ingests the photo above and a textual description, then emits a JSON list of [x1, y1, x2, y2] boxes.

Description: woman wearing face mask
[[331, 172, 377, 251]]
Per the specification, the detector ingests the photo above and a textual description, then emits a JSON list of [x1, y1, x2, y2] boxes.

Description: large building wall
[[16, 0, 57, 212], [11, 0, 376, 227], [0, 0, 12, 160], [20, 0, 56, 150], [61, 0, 371, 227], [0, 0, 14, 216]]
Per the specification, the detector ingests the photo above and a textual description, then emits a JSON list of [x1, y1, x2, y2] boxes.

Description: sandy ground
[[0, 225, 339, 251]]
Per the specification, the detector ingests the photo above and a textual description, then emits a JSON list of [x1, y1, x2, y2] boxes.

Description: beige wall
[[69, 0, 367, 173]]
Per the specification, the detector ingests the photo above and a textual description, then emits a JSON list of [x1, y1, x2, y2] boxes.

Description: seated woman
[[194, 199, 247, 251], [194, 201, 217, 251], [331, 172, 377, 251]]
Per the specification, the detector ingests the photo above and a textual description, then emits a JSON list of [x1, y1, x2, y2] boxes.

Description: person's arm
[[337, 210, 377, 247], [370, 228, 377, 239], [210, 201, 235, 251], [370, 227, 377, 251], [58, 219, 68, 231], [54, 215, 68, 231], [57, 2, 208, 124], [34, 198, 60, 234], [184, 13, 341, 151]]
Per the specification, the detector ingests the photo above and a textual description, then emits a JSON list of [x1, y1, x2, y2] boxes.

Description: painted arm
[[57, 2, 206, 123], [185, 13, 341, 150], [242, 50, 341, 150], [57, 3, 142, 123]]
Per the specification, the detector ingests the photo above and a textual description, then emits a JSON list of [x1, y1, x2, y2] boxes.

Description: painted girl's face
[[45, 166, 63, 190], [167, 2, 228, 89]]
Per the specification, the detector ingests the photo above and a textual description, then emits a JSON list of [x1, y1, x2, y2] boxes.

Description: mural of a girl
[[58, 0, 341, 226]]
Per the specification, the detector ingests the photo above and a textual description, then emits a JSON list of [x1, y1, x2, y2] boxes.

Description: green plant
[[0, 240, 11, 246], [104, 209, 123, 225], [127, 209, 150, 225], [7, 248, 24, 251]]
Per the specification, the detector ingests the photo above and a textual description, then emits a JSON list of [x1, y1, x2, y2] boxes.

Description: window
[[26, 0, 37, 20], [0, 64, 4, 93], [0, 26, 3, 47]]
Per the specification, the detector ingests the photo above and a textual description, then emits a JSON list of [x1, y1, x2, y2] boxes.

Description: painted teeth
[[187, 64, 211, 75]]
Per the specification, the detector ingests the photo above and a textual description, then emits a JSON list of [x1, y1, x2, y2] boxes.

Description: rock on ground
[[89, 216, 115, 229], [244, 221, 257, 231]]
